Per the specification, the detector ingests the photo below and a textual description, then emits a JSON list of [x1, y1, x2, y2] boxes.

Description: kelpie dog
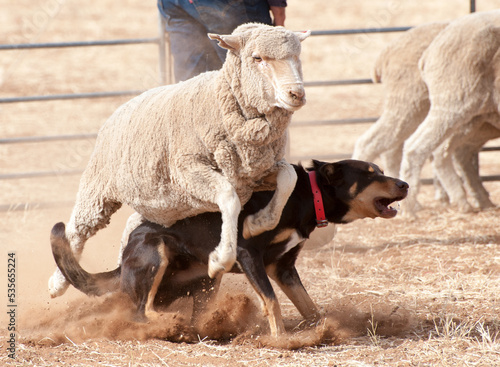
[[51, 160, 408, 336]]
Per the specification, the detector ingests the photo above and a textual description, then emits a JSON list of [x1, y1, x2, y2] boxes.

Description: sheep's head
[[209, 23, 311, 113]]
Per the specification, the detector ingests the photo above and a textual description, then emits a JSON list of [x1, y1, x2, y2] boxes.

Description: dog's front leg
[[238, 248, 286, 337], [267, 263, 320, 323], [243, 160, 297, 239]]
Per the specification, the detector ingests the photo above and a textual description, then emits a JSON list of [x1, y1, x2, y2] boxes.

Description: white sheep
[[353, 14, 500, 213], [48, 23, 311, 297], [399, 10, 500, 215], [352, 22, 448, 178]]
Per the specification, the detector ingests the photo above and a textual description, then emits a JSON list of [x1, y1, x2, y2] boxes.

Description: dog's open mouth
[[374, 196, 405, 218]]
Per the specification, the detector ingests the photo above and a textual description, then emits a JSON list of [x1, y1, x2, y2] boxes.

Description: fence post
[[158, 12, 168, 85]]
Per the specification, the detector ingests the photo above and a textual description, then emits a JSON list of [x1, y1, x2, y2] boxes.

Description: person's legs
[[194, 0, 272, 62], [159, 0, 223, 81], [159, 0, 273, 81]]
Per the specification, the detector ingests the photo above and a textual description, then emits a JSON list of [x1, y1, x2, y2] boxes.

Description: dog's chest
[[271, 228, 304, 257]]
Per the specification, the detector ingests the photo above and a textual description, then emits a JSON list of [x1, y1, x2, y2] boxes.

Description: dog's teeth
[[389, 203, 400, 211]]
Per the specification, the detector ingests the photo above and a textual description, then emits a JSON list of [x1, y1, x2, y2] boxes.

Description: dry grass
[[1, 0, 500, 366]]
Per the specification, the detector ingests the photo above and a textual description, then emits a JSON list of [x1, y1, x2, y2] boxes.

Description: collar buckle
[[316, 219, 328, 228]]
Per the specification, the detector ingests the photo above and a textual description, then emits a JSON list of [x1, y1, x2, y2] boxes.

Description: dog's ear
[[318, 163, 344, 186]]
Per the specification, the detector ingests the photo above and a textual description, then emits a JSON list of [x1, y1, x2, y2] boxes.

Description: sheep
[[352, 22, 448, 178], [352, 13, 500, 214], [399, 10, 500, 215], [48, 23, 311, 298]]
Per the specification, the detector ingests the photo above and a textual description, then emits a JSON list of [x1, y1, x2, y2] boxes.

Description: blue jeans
[[158, 0, 272, 82]]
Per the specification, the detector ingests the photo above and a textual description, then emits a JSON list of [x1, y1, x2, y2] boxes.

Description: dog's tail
[[50, 222, 121, 296]]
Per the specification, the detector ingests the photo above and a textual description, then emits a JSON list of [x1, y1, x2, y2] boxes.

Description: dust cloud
[[19, 285, 412, 350]]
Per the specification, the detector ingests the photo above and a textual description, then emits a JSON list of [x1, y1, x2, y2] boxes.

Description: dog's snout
[[397, 180, 409, 190]]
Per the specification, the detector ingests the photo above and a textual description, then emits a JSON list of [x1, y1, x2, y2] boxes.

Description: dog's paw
[[48, 271, 70, 298]]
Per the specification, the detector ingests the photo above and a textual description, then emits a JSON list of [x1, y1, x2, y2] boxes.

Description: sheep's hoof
[[399, 204, 418, 221], [48, 271, 70, 298], [242, 214, 266, 239], [456, 201, 473, 213], [243, 214, 271, 239], [401, 210, 418, 221], [476, 199, 495, 210], [208, 251, 233, 278], [242, 216, 254, 239]]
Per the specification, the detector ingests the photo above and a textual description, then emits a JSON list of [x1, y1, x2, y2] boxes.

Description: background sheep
[[48, 23, 310, 297], [399, 10, 500, 215], [352, 22, 447, 178], [352, 13, 500, 214]]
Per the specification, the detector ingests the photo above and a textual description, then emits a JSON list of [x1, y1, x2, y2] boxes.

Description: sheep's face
[[209, 24, 311, 113], [250, 50, 306, 111]]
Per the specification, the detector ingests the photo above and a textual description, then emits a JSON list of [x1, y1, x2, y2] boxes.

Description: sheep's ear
[[208, 33, 242, 52], [295, 30, 311, 42]]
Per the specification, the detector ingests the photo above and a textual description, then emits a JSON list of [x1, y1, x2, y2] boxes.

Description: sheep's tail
[[50, 222, 121, 296]]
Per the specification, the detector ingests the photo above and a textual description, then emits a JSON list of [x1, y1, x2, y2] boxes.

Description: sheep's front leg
[[243, 160, 297, 239], [178, 160, 242, 279], [208, 185, 241, 278]]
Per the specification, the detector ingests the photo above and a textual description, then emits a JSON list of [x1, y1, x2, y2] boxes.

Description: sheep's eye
[[253, 55, 262, 62]]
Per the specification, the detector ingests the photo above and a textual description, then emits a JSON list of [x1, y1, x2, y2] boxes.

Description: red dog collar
[[308, 171, 328, 228]]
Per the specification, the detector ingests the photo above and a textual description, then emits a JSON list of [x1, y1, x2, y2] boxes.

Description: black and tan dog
[[51, 159, 408, 336]]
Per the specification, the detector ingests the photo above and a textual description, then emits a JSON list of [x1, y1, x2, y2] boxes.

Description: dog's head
[[313, 159, 409, 223]]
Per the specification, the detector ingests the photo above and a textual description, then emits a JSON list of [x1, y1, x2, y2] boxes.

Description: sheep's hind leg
[[400, 108, 475, 217], [454, 121, 499, 209], [432, 138, 472, 212], [243, 160, 297, 239], [48, 196, 122, 297]]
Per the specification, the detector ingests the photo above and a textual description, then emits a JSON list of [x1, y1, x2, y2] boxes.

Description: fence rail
[[0, 37, 159, 50]]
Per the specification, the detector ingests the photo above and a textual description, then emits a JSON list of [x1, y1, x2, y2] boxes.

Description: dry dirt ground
[[1, 1, 500, 366]]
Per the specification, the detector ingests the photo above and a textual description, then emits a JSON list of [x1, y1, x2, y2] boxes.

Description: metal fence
[[2, 0, 498, 210]]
